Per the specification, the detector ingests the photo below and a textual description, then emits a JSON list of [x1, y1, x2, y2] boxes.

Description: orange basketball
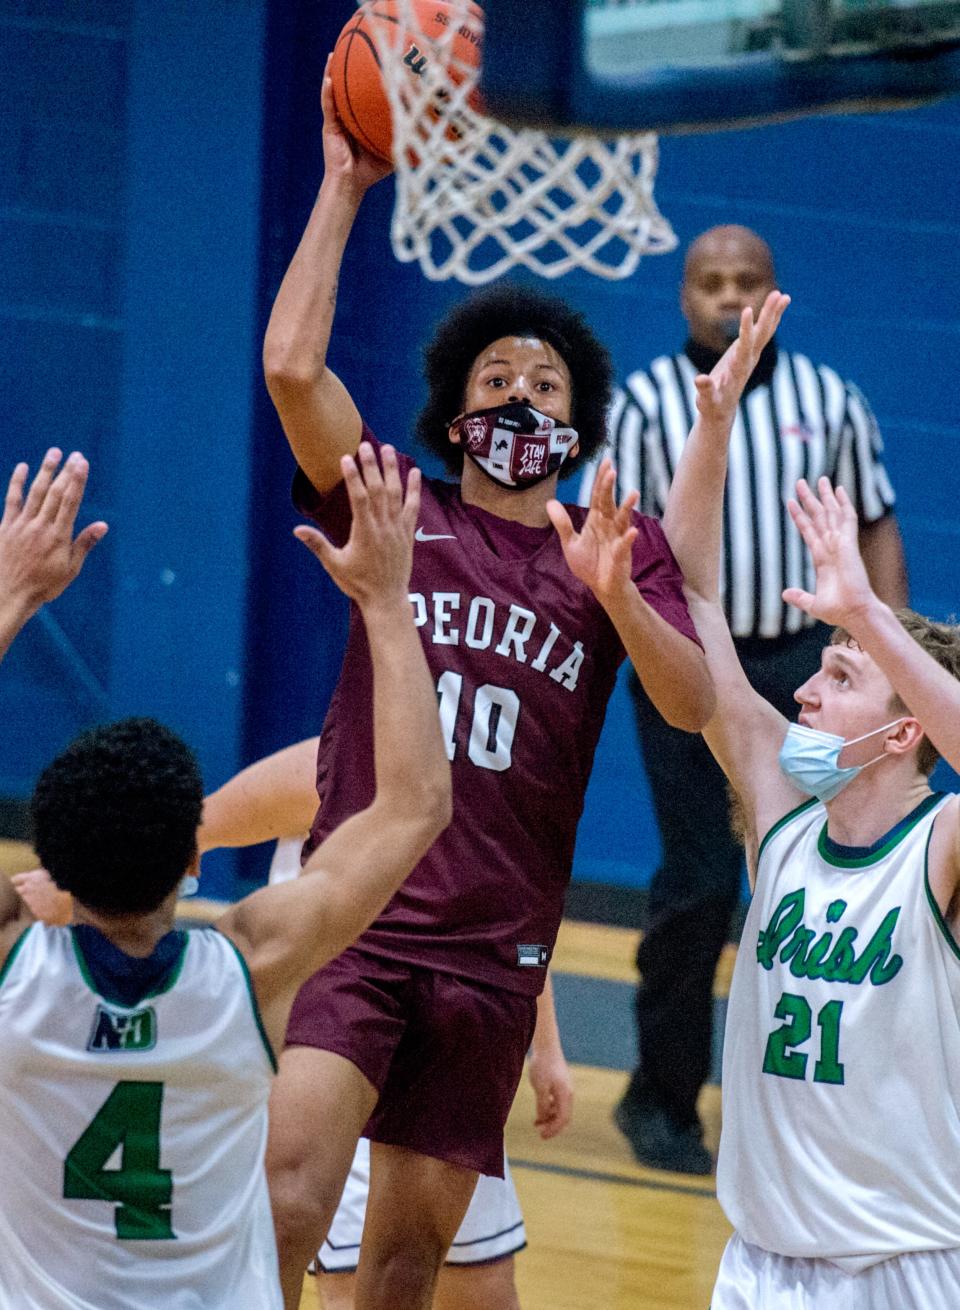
[[329, 0, 483, 165]]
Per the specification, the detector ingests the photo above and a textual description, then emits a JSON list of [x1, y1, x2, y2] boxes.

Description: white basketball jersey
[[718, 792, 960, 1270], [0, 924, 281, 1309]]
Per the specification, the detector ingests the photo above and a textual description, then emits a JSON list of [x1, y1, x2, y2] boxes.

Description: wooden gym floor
[[1, 840, 733, 1309]]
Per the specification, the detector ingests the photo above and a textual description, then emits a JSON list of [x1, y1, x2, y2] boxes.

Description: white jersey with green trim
[[717, 791, 960, 1272], [0, 923, 280, 1309]]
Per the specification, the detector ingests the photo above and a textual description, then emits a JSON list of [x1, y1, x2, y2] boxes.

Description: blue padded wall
[[0, 0, 268, 899]]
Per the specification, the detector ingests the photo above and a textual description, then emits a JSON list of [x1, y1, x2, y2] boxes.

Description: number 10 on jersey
[[437, 673, 520, 772]]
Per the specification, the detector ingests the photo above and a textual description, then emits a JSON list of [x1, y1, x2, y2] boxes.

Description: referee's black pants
[[625, 623, 829, 1128]]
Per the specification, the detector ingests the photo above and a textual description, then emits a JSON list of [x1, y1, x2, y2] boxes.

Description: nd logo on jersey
[[87, 1005, 157, 1053]]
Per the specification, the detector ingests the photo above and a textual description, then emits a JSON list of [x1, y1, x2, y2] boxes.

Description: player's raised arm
[[787, 477, 960, 777], [0, 450, 108, 663], [216, 445, 451, 1052], [262, 63, 392, 494], [661, 294, 805, 866], [547, 464, 715, 732]]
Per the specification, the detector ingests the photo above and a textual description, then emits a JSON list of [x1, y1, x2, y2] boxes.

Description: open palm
[[783, 477, 875, 626], [294, 444, 420, 608], [547, 459, 638, 600], [694, 290, 791, 433]]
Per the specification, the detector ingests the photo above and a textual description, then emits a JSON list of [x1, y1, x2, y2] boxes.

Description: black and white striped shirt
[[579, 344, 896, 640]]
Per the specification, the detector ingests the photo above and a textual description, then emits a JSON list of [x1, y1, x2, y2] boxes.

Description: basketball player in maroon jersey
[[260, 67, 782, 1310]]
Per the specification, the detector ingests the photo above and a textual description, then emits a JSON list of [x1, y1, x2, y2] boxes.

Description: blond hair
[[832, 609, 960, 776]]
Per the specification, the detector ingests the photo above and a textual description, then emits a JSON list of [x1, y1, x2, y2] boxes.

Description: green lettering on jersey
[[756, 890, 903, 986]]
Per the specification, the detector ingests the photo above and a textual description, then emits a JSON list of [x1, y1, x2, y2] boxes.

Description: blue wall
[[3, 0, 959, 896]]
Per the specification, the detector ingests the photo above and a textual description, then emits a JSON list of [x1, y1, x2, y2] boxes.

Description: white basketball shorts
[[312, 1138, 526, 1273], [712, 1232, 960, 1310]]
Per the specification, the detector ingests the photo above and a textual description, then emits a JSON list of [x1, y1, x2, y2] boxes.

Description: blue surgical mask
[[778, 719, 906, 802]]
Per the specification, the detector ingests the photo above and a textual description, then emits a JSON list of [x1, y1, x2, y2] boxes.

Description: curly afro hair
[[31, 718, 203, 916], [415, 285, 614, 480]]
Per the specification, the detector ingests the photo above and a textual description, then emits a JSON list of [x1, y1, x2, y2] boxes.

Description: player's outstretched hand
[[0, 450, 108, 654], [321, 56, 393, 194], [547, 458, 638, 604], [693, 289, 791, 434], [528, 1045, 575, 1141], [11, 868, 73, 926], [783, 477, 876, 626], [294, 443, 420, 610]]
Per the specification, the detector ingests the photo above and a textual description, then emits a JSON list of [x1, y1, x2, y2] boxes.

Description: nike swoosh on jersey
[[415, 528, 457, 542]]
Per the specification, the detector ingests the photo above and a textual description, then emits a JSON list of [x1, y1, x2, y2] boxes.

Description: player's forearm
[[0, 595, 36, 664], [0, 874, 24, 930], [531, 972, 564, 1060], [605, 583, 715, 731], [844, 598, 960, 774], [661, 413, 728, 603], [273, 601, 451, 965], [263, 177, 360, 390], [199, 738, 321, 853], [363, 599, 452, 829], [859, 514, 909, 610], [262, 179, 365, 491]]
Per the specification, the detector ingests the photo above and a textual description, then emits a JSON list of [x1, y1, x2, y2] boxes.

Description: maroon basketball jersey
[[295, 428, 700, 995]]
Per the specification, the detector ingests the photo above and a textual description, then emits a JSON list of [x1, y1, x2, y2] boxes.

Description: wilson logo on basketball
[[403, 45, 428, 77], [329, 0, 483, 166]]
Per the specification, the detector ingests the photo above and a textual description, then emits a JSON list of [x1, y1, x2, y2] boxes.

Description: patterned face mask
[[452, 402, 579, 490]]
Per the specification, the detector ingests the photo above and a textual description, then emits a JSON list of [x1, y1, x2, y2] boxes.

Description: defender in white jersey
[[663, 340, 960, 1308], [0, 446, 451, 1309]]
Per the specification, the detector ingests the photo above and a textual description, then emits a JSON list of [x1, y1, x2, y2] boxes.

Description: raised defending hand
[[783, 477, 876, 626], [547, 458, 639, 603], [693, 289, 791, 432], [321, 56, 393, 193], [294, 443, 420, 610], [1, 450, 108, 614]]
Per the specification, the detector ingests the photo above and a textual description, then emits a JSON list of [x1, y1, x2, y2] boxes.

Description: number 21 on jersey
[[763, 993, 845, 1086]]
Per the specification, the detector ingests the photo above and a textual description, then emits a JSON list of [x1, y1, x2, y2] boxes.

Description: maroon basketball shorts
[[285, 945, 538, 1177]]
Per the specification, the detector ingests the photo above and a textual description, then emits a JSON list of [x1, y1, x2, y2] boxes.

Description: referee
[[580, 225, 908, 1174]]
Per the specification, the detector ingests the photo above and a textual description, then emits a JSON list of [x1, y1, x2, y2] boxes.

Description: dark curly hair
[[31, 718, 204, 916], [415, 285, 614, 479]]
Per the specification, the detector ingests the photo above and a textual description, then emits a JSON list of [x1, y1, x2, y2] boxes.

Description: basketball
[[329, 0, 483, 165]]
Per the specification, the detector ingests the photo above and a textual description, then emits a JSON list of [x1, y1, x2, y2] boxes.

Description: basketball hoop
[[364, 0, 677, 284]]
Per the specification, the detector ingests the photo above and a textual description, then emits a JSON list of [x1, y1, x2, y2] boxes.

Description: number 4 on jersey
[[63, 1081, 174, 1240]]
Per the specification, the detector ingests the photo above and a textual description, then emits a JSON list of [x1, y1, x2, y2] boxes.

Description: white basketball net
[[365, 0, 676, 284]]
